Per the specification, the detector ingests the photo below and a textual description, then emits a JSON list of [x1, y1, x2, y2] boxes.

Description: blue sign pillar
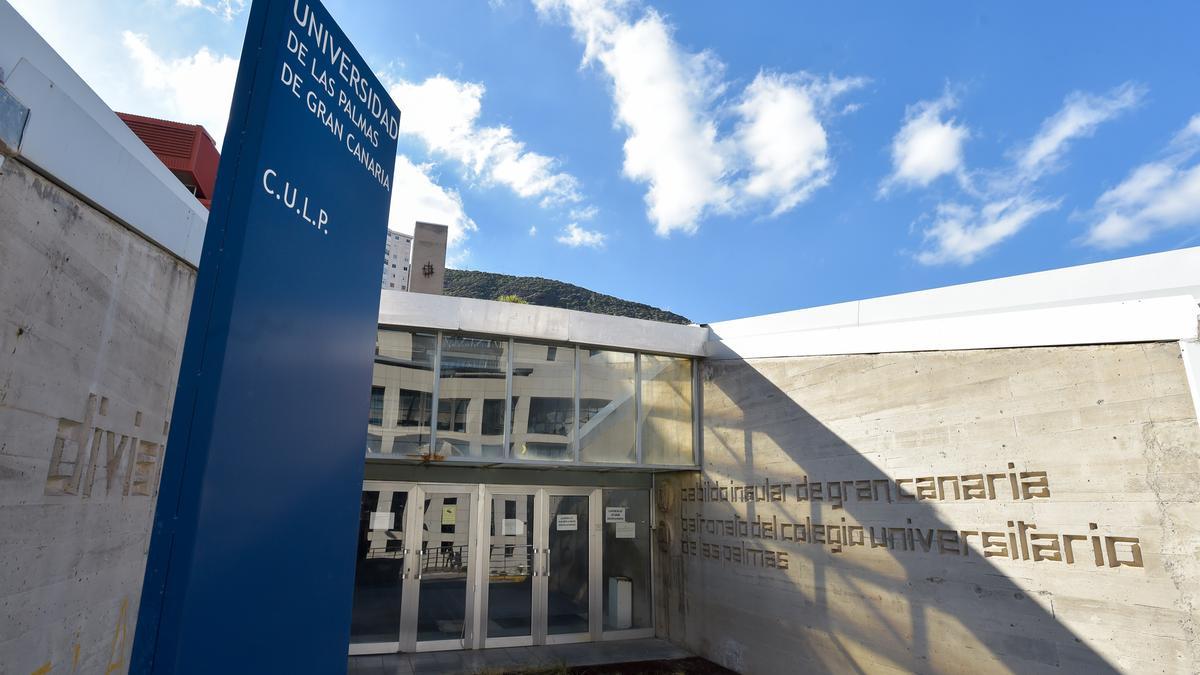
[[131, 0, 400, 671]]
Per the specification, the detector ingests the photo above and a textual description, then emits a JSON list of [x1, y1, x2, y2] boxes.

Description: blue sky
[[11, 1, 1200, 322]]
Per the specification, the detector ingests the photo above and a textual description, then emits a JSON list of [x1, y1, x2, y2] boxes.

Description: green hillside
[[443, 269, 691, 325]]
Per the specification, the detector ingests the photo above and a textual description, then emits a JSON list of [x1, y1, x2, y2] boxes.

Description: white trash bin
[[607, 576, 632, 629]]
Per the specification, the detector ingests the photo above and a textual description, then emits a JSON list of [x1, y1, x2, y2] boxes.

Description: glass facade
[[435, 334, 508, 459], [368, 329, 697, 468], [370, 330, 436, 457], [639, 354, 694, 465], [578, 349, 636, 464], [512, 341, 575, 461]]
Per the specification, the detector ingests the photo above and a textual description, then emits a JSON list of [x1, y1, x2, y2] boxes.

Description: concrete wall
[[0, 155, 195, 673], [408, 221, 448, 295], [655, 342, 1200, 674]]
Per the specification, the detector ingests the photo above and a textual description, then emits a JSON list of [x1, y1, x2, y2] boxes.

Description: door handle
[[543, 548, 551, 579]]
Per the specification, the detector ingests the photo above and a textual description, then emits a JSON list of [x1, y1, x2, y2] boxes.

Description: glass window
[[437, 398, 470, 433], [435, 333, 507, 460], [481, 399, 506, 436], [369, 331, 696, 467], [389, 436, 422, 454], [511, 341, 575, 461], [579, 349, 636, 464], [640, 354, 694, 465], [371, 330, 435, 456], [368, 386, 384, 427], [523, 442, 569, 460], [527, 397, 573, 435], [397, 389, 432, 427]]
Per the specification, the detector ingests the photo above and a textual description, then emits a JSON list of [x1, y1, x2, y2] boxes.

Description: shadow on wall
[[655, 351, 1155, 674]]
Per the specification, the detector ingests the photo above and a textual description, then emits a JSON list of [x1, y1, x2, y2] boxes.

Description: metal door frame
[[541, 487, 597, 645], [480, 485, 541, 649], [480, 486, 598, 648], [348, 482, 417, 656], [410, 482, 482, 653], [598, 487, 656, 642]]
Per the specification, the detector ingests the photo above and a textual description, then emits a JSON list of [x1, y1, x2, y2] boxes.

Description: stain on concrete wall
[[656, 344, 1200, 674], [0, 157, 195, 674]]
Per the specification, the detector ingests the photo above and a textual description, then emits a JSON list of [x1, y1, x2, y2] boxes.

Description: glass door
[[542, 489, 595, 644], [482, 487, 596, 647], [411, 485, 477, 652], [348, 482, 647, 655], [601, 489, 654, 639], [482, 489, 540, 647], [349, 485, 413, 655]]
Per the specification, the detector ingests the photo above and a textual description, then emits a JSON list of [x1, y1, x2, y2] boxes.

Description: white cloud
[[556, 223, 607, 248], [446, 248, 472, 268], [16, 2, 492, 257], [880, 91, 968, 194], [529, 225, 538, 236], [388, 76, 585, 208], [917, 196, 1060, 265], [9, 4, 240, 143], [736, 72, 865, 215], [121, 31, 238, 145], [596, 9, 730, 235], [1083, 114, 1200, 248], [1015, 82, 1144, 181], [390, 156, 478, 249], [1184, 114, 1200, 140], [569, 205, 598, 221], [175, 0, 247, 21], [906, 83, 1146, 264], [535, 0, 861, 236]]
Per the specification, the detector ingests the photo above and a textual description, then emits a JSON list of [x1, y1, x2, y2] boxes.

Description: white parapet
[[379, 290, 710, 357], [0, 1, 208, 267], [708, 247, 1200, 359]]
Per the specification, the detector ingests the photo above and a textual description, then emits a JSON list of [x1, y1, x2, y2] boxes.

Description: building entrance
[[348, 481, 653, 655]]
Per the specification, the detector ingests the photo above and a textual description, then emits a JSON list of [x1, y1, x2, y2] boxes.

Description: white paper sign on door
[[556, 514, 578, 531], [502, 518, 525, 536], [369, 512, 394, 530], [604, 507, 626, 523], [614, 522, 636, 539]]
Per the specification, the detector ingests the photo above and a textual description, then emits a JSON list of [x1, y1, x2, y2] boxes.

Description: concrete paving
[[348, 638, 691, 674]]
